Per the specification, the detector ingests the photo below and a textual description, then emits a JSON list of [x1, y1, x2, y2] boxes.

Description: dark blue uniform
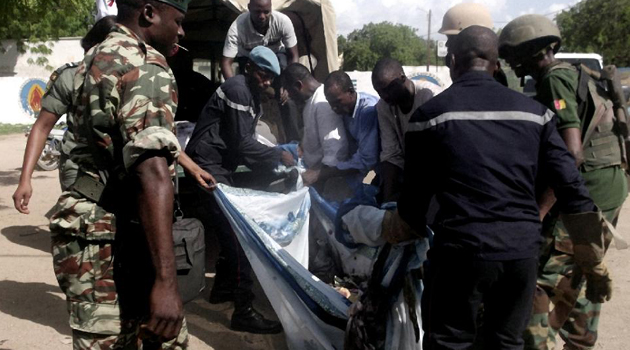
[[398, 71, 595, 349], [186, 75, 281, 312]]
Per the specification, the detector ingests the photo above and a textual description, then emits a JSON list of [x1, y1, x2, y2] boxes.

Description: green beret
[[155, 0, 190, 13]]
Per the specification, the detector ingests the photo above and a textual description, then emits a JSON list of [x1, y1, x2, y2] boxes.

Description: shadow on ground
[[0, 280, 70, 336], [1, 225, 52, 254], [0, 170, 20, 187], [185, 276, 287, 350], [0, 167, 48, 191]]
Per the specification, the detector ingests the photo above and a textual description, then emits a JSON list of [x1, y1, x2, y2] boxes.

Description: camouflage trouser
[[523, 207, 620, 350], [51, 221, 189, 350], [72, 318, 189, 350]]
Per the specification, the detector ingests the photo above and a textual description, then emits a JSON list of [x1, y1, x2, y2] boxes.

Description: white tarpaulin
[[214, 183, 427, 349], [214, 184, 349, 349]]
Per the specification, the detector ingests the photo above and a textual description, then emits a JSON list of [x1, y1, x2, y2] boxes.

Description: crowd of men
[[10, 0, 626, 349]]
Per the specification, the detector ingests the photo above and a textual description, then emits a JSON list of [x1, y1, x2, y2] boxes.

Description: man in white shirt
[[221, 0, 299, 79], [281, 63, 348, 185], [372, 58, 437, 202]]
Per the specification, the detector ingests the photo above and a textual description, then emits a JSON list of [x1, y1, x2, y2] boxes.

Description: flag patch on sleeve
[[554, 99, 566, 110]]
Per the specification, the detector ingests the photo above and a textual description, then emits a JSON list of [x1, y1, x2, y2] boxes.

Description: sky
[[330, 0, 581, 40]]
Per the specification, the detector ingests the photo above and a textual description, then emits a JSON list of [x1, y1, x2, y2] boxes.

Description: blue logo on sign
[[20, 79, 47, 116]]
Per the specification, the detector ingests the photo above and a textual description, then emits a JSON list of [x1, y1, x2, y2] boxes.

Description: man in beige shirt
[[372, 58, 438, 202]]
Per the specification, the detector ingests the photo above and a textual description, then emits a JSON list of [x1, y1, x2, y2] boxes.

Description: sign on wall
[[19, 79, 47, 116], [437, 40, 447, 58]]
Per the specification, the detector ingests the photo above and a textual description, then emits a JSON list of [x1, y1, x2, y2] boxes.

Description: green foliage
[[0, 0, 95, 68], [338, 22, 436, 71], [0, 124, 29, 136], [556, 0, 630, 66]]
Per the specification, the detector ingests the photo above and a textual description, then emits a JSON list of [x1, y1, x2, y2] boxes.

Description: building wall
[[347, 66, 452, 97], [0, 38, 83, 124]]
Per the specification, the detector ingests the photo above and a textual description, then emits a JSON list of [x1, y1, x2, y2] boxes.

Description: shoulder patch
[[45, 62, 80, 94], [45, 71, 59, 94], [554, 99, 567, 110]]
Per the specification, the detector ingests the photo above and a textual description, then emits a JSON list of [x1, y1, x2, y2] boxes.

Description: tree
[[555, 0, 630, 66], [338, 22, 436, 71], [0, 0, 95, 68]]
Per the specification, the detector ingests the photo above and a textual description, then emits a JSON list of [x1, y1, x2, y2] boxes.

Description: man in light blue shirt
[[321, 70, 380, 185]]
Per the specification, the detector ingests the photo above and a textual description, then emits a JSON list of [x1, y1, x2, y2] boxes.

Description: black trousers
[[422, 250, 538, 350], [195, 181, 254, 308]]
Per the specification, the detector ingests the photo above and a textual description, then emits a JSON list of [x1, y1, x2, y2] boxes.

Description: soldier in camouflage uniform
[[48, 0, 193, 348], [12, 16, 117, 213], [500, 15, 626, 350]]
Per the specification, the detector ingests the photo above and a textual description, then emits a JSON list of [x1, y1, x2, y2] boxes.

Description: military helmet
[[439, 3, 494, 35], [498, 14, 561, 61]]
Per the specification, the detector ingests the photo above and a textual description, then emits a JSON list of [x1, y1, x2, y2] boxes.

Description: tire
[[36, 141, 60, 171]]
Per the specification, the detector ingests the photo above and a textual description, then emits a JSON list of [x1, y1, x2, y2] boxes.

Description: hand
[[302, 169, 320, 186], [281, 151, 296, 167], [192, 168, 217, 191], [140, 280, 184, 342], [573, 263, 613, 303], [279, 87, 290, 106], [13, 182, 33, 214], [381, 209, 417, 244]]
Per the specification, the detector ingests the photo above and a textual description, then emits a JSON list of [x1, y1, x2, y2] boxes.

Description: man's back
[[399, 71, 591, 260], [70, 24, 179, 175]]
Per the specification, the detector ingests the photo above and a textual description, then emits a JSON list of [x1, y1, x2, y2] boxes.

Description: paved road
[[1, 132, 629, 349]]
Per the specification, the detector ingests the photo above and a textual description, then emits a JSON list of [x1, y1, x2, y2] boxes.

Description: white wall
[[0, 38, 84, 124], [347, 65, 452, 97]]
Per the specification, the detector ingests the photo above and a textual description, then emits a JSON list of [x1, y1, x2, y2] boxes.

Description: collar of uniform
[[454, 70, 495, 84], [535, 60, 573, 89], [112, 23, 148, 55], [349, 92, 362, 119]]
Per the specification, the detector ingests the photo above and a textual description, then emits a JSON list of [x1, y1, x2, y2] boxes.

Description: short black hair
[[451, 25, 498, 70], [372, 57, 404, 83], [324, 70, 354, 93], [281, 63, 312, 86], [81, 16, 117, 52]]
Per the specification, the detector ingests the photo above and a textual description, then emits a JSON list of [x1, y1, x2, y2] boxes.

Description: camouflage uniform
[[41, 62, 80, 190], [49, 24, 186, 349], [524, 62, 627, 350]]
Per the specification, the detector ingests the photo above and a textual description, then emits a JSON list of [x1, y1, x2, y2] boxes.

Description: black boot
[[208, 256, 236, 304], [208, 287, 235, 304], [231, 306, 283, 334]]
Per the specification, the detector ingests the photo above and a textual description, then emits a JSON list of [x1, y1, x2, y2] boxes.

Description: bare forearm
[[287, 46, 299, 64], [20, 110, 59, 183], [220, 56, 235, 80], [136, 156, 177, 283], [560, 127, 584, 167], [178, 152, 198, 174], [537, 187, 557, 220]]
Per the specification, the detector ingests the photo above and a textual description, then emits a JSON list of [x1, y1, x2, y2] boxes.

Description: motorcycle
[[25, 124, 66, 171]]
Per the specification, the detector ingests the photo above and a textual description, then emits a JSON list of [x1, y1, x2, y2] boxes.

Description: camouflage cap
[[154, 0, 190, 13]]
